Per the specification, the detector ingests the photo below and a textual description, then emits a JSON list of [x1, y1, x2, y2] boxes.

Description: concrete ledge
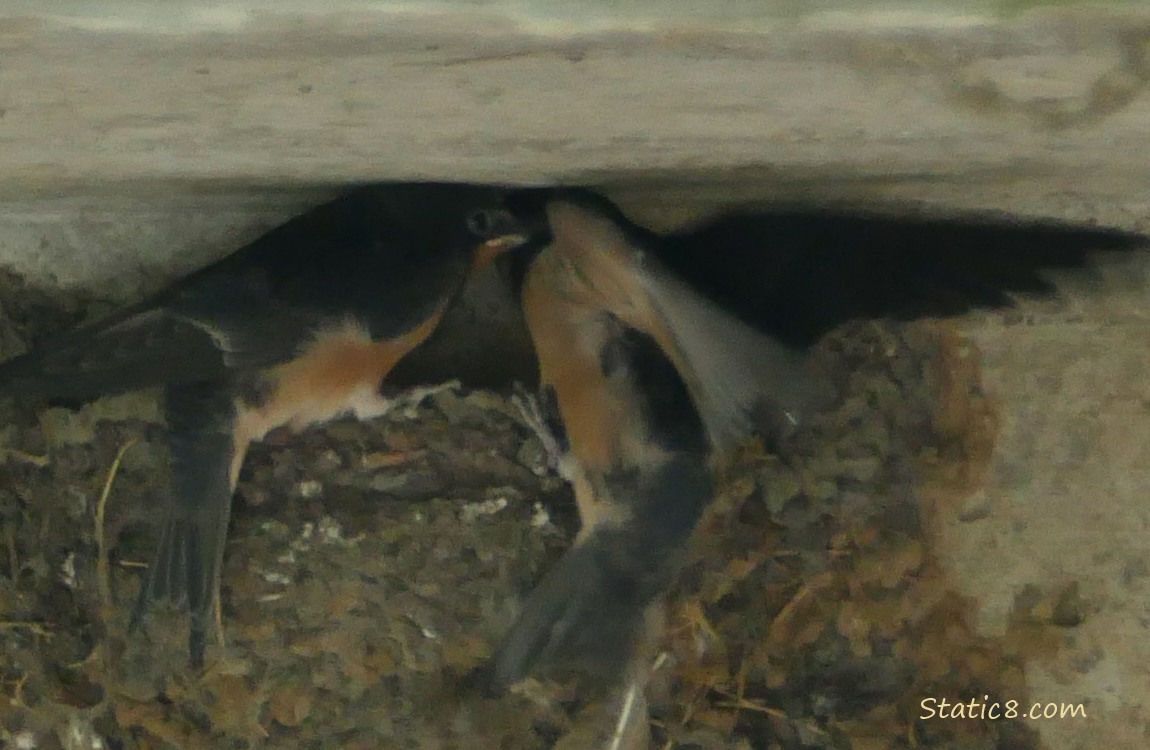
[[4, 1, 1150, 292], [1, 3, 1149, 206]]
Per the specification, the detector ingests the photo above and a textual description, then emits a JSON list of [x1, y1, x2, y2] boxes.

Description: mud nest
[[0, 273, 1075, 749]]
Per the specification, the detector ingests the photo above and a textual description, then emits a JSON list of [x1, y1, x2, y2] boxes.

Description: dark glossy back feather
[[657, 209, 1146, 348]]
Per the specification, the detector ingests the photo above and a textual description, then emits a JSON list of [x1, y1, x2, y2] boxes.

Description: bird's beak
[[468, 207, 549, 269]]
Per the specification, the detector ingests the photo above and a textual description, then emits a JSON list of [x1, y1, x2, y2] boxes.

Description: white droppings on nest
[[258, 569, 292, 586], [316, 516, 343, 543], [294, 479, 323, 499], [291, 516, 363, 551], [290, 522, 316, 552], [529, 502, 552, 529], [316, 449, 342, 471], [62, 716, 106, 750], [11, 730, 37, 750], [316, 515, 363, 545], [459, 497, 508, 522], [259, 519, 290, 536], [59, 551, 77, 589]]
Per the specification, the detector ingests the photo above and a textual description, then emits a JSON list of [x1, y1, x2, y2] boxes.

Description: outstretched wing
[[657, 208, 1146, 348]]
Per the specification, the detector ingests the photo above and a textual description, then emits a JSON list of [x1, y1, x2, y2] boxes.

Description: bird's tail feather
[[490, 457, 711, 690], [132, 383, 238, 669], [638, 264, 824, 454]]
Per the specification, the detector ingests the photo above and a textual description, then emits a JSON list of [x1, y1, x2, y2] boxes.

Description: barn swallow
[[490, 234, 714, 690], [500, 189, 823, 461], [651, 203, 1146, 351], [485, 186, 1144, 690], [0, 182, 523, 668], [499, 188, 1146, 455], [485, 190, 807, 691]]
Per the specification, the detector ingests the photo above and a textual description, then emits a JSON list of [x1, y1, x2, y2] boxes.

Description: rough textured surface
[[0, 198, 1147, 750], [0, 238, 1148, 748], [2, 3, 1150, 222], [949, 254, 1150, 750], [1, 2, 1149, 748], [0, 197, 1147, 750], [0, 296, 1053, 750]]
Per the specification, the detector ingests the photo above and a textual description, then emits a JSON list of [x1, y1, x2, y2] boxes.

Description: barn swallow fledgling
[[0, 182, 523, 668]]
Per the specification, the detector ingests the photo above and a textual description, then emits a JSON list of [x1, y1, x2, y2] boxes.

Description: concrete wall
[[3, 1, 1150, 289], [3, 1, 1150, 287]]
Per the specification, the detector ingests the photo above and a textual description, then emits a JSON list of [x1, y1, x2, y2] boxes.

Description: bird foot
[[510, 382, 567, 476]]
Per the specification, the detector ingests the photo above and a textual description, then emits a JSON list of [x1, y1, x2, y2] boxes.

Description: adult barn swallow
[[0, 182, 522, 668], [502, 188, 1145, 455], [502, 190, 825, 462], [491, 233, 714, 690], [488, 188, 802, 690], [488, 187, 1144, 689], [653, 203, 1146, 351]]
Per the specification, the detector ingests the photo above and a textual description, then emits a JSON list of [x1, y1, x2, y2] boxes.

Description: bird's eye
[[466, 209, 502, 238]]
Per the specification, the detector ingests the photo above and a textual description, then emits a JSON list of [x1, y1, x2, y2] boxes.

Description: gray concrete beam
[[0, 3, 1148, 197], [2, 2, 1150, 291]]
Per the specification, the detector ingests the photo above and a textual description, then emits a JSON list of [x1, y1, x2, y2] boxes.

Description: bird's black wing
[[0, 266, 330, 400], [0, 184, 479, 399], [657, 209, 1146, 349]]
